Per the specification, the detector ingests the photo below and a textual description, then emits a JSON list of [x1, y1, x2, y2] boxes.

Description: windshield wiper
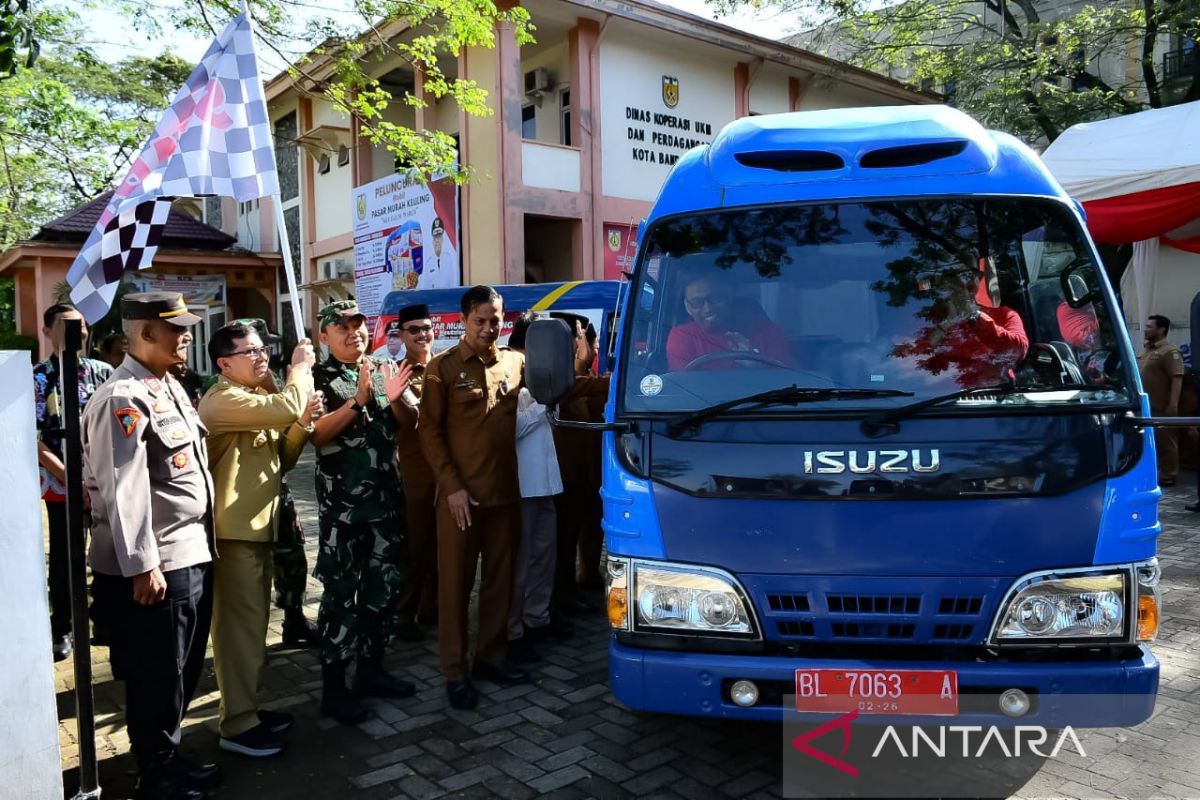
[[861, 382, 1123, 436], [666, 385, 914, 437]]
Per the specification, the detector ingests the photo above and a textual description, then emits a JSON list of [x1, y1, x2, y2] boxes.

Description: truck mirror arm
[[547, 405, 632, 433]]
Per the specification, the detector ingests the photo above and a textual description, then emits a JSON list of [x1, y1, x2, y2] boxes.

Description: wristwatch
[[349, 398, 364, 413]]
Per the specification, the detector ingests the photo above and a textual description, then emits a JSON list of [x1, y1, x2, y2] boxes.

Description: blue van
[[526, 106, 1167, 728]]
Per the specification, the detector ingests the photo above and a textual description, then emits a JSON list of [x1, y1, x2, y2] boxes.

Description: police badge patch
[[114, 407, 141, 438], [662, 75, 679, 109]]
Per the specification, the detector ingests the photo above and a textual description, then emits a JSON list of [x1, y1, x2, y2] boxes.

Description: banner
[[352, 172, 461, 317], [603, 222, 638, 281], [126, 273, 227, 305]]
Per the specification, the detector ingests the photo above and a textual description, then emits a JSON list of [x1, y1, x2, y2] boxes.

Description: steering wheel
[[683, 350, 792, 370]]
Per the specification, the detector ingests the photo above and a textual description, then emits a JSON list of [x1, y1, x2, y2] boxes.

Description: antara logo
[[802, 449, 941, 475]]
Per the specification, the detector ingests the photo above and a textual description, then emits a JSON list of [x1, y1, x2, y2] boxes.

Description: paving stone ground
[[55, 454, 1200, 799]]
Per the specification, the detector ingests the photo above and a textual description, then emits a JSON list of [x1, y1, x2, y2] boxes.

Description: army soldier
[[1139, 314, 1186, 486], [310, 300, 415, 724], [418, 286, 608, 710], [84, 292, 219, 800], [391, 304, 439, 641]]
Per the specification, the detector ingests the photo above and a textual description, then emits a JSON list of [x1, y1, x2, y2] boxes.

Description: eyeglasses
[[402, 324, 433, 335], [226, 346, 270, 360], [684, 292, 730, 312]]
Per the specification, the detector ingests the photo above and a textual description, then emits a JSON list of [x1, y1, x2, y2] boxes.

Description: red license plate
[[794, 668, 959, 716]]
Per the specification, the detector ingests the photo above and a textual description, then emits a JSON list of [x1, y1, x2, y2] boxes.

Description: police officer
[[84, 292, 219, 800], [390, 304, 438, 640], [418, 286, 608, 710], [310, 300, 415, 724]]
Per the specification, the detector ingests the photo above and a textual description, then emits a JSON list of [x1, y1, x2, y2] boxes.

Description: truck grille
[[744, 576, 1005, 646]]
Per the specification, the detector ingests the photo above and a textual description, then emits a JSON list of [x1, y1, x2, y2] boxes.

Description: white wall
[[749, 69, 791, 115], [1121, 244, 1200, 351], [599, 28, 736, 202], [0, 351, 62, 799]]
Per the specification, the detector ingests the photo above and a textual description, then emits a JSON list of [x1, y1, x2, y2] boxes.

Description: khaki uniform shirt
[[199, 370, 312, 542], [83, 355, 214, 577], [394, 357, 435, 490], [419, 340, 526, 507], [1138, 339, 1185, 412]]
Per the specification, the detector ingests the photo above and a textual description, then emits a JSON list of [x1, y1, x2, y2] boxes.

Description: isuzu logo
[[803, 449, 941, 475]]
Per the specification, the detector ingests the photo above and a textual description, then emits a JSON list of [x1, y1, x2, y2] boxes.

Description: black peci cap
[[396, 303, 431, 326], [121, 292, 202, 326]]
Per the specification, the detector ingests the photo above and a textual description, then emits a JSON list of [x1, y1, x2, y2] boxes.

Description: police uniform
[[1139, 337, 1186, 482], [392, 305, 438, 629], [83, 293, 215, 787], [311, 300, 412, 721]]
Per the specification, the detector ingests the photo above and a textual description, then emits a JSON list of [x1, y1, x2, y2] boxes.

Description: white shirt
[[515, 387, 562, 498], [420, 241, 459, 289]]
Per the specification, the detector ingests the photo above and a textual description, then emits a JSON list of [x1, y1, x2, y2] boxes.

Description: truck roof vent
[[859, 140, 968, 169], [734, 149, 845, 172]]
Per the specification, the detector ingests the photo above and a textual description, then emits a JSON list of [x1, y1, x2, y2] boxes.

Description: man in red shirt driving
[[666, 273, 792, 371]]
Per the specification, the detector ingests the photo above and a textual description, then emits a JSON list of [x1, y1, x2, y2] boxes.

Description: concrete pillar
[[570, 18, 600, 281], [0, 350, 63, 798]]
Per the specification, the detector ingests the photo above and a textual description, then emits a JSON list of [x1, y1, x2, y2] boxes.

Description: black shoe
[[164, 755, 221, 791], [558, 597, 596, 616], [393, 619, 426, 642], [257, 708, 294, 733], [472, 661, 530, 687], [52, 634, 72, 662], [354, 658, 416, 699], [219, 722, 285, 757], [281, 609, 319, 648], [528, 616, 574, 641], [134, 770, 206, 800], [320, 661, 369, 725], [507, 637, 540, 664], [1186, 502, 1200, 512], [446, 680, 479, 710]]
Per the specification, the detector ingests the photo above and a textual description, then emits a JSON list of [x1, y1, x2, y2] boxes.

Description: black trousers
[[92, 564, 212, 772], [45, 500, 71, 638]]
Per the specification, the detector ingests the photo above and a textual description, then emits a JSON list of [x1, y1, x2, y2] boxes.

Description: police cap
[[121, 292, 202, 326]]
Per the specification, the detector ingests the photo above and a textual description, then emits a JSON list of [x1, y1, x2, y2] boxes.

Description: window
[[318, 154, 331, 174], [337, 144, 350, 166], [560, 89, 572, 146], [521, 105, 536, 140]]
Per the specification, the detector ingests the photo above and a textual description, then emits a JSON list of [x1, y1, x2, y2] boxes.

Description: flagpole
[[241, 0, 306, 342]]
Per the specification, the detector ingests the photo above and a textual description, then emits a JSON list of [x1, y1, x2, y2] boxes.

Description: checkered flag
[[67, 9, 278, 322]]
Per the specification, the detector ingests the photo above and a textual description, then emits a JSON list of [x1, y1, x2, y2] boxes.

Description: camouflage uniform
[[313, 353, 408, 664], [273, 476, 308, 610]]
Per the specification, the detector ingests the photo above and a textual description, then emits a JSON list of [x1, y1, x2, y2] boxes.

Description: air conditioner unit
[[524, 68, 550, 97], [320, 258, 352, 281]]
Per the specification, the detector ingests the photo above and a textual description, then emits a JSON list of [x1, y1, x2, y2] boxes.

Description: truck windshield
[[621, 198, 1133, 415]]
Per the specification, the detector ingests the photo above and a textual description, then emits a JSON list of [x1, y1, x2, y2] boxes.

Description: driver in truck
[[666, 271, 793, 371]]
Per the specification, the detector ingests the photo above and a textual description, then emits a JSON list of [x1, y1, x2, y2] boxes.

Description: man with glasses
[[389, 304, 439, 640], [666, 271, 792, 371], [198, 322, 322, 757], [310, 300, 415, 724]]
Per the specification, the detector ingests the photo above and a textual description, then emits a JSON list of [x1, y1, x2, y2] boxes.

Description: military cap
[[318, 299, 366, 330], [121, 292, 202, 326], [232, 317, 282, 343], [430, 217, 445, 234], [385, 319, 402, 337], [396, 303, 430, 326]]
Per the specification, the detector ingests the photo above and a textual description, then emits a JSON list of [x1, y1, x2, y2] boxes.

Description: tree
[[710, 0, 1200, 143]]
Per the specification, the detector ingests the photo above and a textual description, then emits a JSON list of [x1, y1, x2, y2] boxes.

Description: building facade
[[258, 0, 934, 335]]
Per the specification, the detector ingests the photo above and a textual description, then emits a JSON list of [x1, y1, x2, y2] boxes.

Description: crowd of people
[[33, 286, 606, 800]]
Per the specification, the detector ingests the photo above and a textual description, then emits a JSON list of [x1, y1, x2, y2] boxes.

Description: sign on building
[[351, 172, 461, 317]]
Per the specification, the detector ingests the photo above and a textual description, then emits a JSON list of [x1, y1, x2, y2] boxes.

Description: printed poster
[[603, 223, 638, 281], [351, 172, 461, 317]]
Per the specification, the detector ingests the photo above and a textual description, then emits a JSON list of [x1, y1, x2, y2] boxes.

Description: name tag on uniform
[[455, 379, 478, 390]]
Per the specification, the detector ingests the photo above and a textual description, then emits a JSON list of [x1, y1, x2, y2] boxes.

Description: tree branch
[[1142, 0, 1162, 107]]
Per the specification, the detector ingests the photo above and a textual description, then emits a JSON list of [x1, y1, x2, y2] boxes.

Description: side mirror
[[1060, 262, 1097, 309], [526, 318, 576, 405]]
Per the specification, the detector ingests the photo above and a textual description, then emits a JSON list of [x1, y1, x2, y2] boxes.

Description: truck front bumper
[[609, 640, 1159, 727]]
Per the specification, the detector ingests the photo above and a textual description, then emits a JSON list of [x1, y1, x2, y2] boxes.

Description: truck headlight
[[992, 571, 1126, 644], [631, 561, 757, 636]]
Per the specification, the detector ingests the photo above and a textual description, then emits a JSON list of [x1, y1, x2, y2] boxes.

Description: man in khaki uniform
[[391, 303, 439, 640], [419, 286, 608, 710], [199, 321, 321, 757], [84, 292, 219, 800], [1138, 314, 1185, 486]]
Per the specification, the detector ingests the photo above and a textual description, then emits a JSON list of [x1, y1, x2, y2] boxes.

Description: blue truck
[[526, 105, 1168, 727]]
